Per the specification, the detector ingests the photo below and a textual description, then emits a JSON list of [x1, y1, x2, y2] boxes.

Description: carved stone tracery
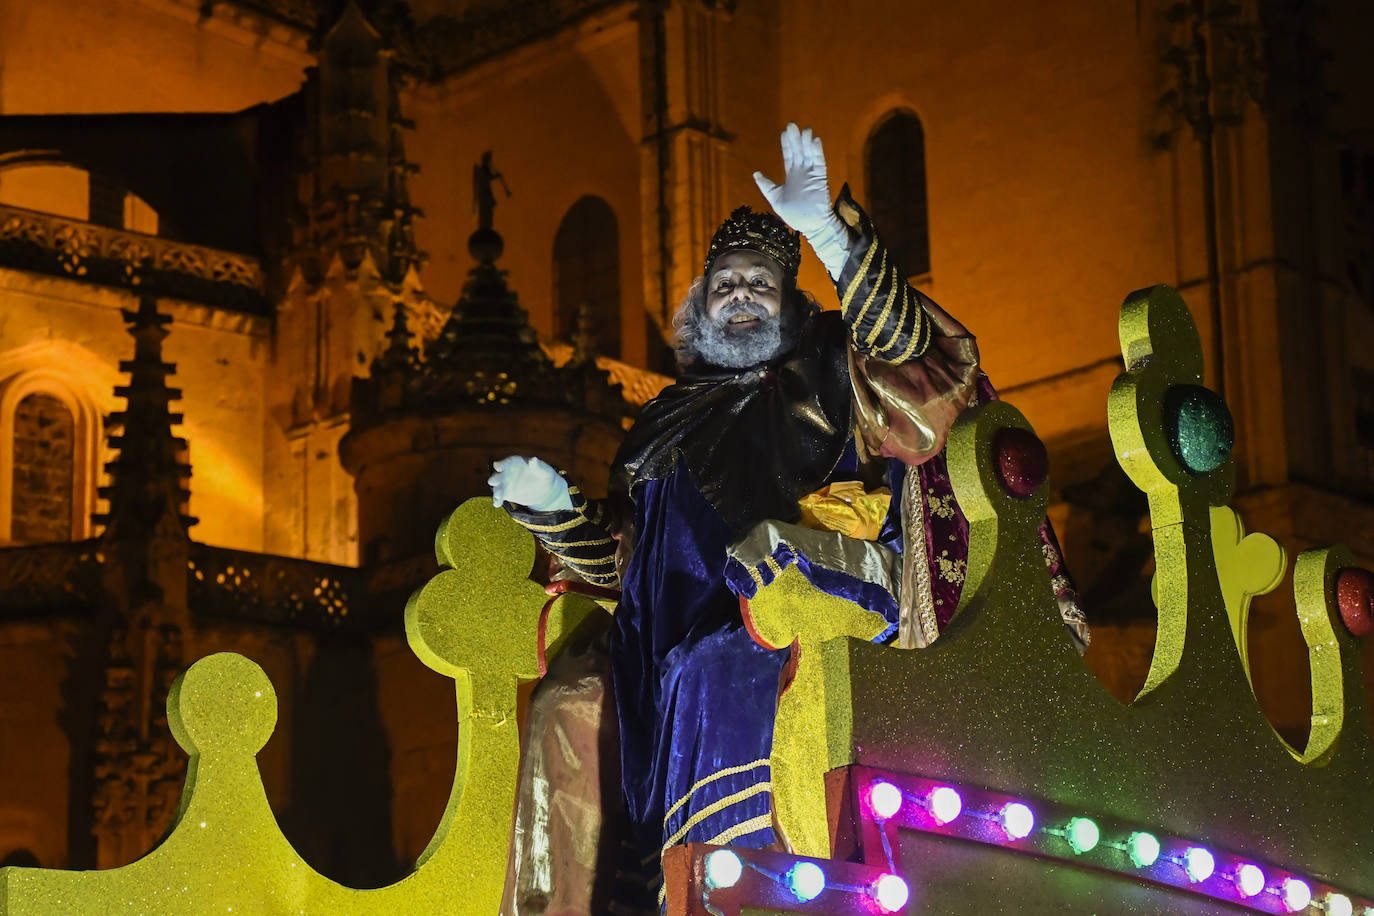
[[0, 541, 104, 619], [188, 543, 362, 628], [91, 620, 186, 867], [0, 204, 266, 312]]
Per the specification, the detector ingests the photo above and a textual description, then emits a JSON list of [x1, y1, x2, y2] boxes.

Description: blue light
[[784, 862, 825, 902], [1183, 847, 1215, 882], [703, 849, 743, 889], [1235, 863, 1265, 898]]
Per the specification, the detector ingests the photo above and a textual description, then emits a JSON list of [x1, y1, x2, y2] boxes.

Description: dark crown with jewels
[[704, 206, 802, 279]]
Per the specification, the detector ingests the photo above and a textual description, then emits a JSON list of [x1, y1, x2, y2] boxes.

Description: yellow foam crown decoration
[[747, 284, 1374, 893], [1, 285, 1370, 914], [0, 499, 563, 915]]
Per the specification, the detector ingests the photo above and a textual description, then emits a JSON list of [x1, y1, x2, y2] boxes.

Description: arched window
[[10, 393, 75, 543], [0, 369, 101, 545], [865, 110, 931, 278], [553, 196, 620, 358]]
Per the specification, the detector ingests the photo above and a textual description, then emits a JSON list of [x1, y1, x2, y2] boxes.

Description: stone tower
[[341, 157, 627, 603], [266, 0, 438, 565]]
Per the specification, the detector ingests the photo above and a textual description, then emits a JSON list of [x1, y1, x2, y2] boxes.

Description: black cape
[[611, 311, 854, 532]]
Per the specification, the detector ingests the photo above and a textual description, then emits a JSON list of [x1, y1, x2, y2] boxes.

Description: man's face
[[705, 251, 784, 327], [687, 250, 792, 369]]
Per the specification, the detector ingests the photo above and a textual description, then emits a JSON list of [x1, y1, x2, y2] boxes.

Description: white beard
[[690, 301, 786, 369]]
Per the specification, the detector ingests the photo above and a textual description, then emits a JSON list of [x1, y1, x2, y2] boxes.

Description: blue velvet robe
[[610, 439, 904, 908]]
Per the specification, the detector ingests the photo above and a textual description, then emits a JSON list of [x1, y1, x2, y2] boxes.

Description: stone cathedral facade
[[0, 0, 1370, 885]]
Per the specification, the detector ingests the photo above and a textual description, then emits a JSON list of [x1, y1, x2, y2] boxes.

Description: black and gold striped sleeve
[[503, 486, 621, 588], [831, 184, 933, 364]]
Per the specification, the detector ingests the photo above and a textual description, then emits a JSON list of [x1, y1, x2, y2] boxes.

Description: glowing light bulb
[[784, 862, 825, 902], [1183, 847, 1215, 882], [1280, 877, 1311, 912], [704, 849, 743, 889], [870, 873, 909, 913], [1065, 817, 1100, 854], [1236, 863, 1265, 898], [1000, 802, 1034, 840], [928, 787, 962, 825], [1325, 893, 1353, 916], [868, 781, 903, 820], [1127, 831, 1160, 868]]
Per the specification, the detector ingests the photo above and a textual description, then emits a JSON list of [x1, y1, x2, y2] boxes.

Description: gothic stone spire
[[96, 297, 195, 539], [293, 0, 426, 286]]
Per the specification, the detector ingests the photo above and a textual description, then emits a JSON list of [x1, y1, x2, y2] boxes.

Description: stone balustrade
[[0, 203, 267, 313]]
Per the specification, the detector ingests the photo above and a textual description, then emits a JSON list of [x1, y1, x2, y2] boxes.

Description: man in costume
[[490, 124, 1088, 913]]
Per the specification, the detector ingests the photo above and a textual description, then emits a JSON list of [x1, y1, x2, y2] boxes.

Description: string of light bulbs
[[688, 770, 1367, 914], [857, 770, 1368, 915], [700, 846, 910, 914]]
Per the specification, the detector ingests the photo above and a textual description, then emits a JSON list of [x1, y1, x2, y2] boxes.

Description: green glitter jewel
[[1164, 384, 1234, 475]]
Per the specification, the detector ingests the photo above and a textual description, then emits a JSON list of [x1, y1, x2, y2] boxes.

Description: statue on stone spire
[[473, 151, 509, 232]]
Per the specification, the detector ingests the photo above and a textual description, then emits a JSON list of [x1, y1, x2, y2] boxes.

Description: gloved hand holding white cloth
[[488, 455, 574, 512], [753, 122, 850, 281]]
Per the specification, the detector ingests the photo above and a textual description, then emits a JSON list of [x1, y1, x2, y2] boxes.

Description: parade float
[[1, 284, 1370, 914]]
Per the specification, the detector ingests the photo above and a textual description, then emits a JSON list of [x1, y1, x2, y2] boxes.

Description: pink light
[[867, 781, 903, 820], [927, 787, 962, 825], [1280, 877, 1311, 912], [1236, 864, 1265, 898], [870, 873, 909, 913]]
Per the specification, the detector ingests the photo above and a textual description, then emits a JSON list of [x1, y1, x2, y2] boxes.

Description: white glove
[[488, 456, 574, 512], [753, 122, 850, 281]]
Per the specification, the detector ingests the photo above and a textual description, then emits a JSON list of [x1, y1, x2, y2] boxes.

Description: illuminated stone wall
[[260, 275, 394, 565], [404, 4, 649, 365], [0, 273, 269, 552], [0, 0, 310, 115]]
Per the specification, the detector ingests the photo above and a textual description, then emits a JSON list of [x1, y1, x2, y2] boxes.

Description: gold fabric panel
[[797, 480, 892, 542], [849, 296, 981, 467], [501, 620, 623, 915]]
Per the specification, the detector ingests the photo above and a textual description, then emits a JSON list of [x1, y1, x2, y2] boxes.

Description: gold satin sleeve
[[829, 184, 980, 466], [849, 294, 981, 467]]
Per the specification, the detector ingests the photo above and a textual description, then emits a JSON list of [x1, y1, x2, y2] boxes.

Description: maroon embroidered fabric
[[913, 374, 1088, 644]]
